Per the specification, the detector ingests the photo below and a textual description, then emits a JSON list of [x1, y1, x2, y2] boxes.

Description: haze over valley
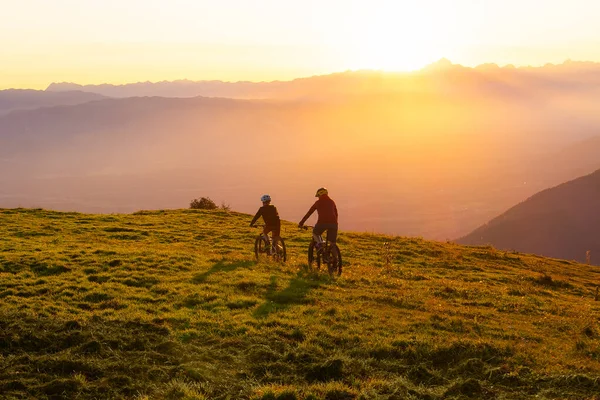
[[2, 61, 600, 240]]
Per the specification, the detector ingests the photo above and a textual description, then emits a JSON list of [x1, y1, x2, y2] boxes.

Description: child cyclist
[[250, 194, 281, 253]]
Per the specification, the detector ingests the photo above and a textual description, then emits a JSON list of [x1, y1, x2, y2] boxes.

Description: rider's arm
[[250, 208, 262, 226], [299, 202, 318, 226]]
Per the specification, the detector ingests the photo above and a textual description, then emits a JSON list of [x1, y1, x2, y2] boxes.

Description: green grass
[[0, 207, 599, 399]]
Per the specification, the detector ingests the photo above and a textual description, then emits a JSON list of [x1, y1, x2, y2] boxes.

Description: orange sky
[[2, 0, 600, 89]]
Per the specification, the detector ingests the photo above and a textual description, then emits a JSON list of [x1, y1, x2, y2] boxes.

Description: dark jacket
[[251, 204, 281, 226]]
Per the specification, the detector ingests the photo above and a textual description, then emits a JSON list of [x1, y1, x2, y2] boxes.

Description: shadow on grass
[[191, 260, 254, 284], [253, 272, 323, 318]]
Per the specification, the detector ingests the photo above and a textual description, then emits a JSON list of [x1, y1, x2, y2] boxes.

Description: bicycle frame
[[253, 224, 286, 262], [302, 225, 342, 276]]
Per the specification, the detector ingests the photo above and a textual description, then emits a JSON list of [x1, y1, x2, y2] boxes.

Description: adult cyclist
[[298, 187, 338, 249]]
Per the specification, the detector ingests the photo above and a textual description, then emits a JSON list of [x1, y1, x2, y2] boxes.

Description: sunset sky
[[2, 0, 599, 89]]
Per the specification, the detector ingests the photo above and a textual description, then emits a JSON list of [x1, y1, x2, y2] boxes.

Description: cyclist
[[298, 187, 338, 250], [250, 194, 281, 253]]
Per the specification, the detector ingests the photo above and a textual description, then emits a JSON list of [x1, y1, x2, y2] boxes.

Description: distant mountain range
[[45, 60, 600, 100], [457, 169, 600, 265], [0, 89, 105, 116]]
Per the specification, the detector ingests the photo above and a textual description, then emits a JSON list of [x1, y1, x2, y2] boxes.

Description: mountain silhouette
[[422, 57, 455, 71], [45, 60, 600, 101], [0, 89, 106, 116], [457, 169, 600, 264]]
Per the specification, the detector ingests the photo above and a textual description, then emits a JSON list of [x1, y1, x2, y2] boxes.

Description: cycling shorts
[[313, 223, 338, 243]]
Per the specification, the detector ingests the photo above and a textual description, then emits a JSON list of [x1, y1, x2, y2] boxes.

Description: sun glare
[[348, 41, 441, 72], [337, 1, 453, 72]]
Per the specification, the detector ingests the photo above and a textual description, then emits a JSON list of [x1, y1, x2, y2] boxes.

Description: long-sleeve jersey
[[251, 204, 281, 226], [299, 195, 338, 225]]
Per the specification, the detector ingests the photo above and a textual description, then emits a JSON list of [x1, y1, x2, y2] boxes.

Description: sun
[[336, 1, 453, 72]]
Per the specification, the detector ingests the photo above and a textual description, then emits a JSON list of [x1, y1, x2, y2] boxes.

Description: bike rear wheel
[[326, 244, 342, 277], [254, 235, 269, 261], [273, 237, 287, 263]]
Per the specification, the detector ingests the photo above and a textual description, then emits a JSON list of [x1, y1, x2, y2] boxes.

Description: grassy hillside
[[1, 208, 599, 400]]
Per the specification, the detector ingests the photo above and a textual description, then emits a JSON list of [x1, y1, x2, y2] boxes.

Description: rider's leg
[[313, 225, 326, 249], [272, 224, 281, 245], [326, 224, 339, 261], [312, 233, 323, 245], [326, 224, 339, 246], [263, 226, 272, 253]]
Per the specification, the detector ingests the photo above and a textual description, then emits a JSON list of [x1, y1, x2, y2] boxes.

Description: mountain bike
[[252, 224, 286, 262], [303, 226, 342, 276]]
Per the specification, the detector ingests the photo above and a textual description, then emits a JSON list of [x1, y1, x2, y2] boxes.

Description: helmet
[[315, 187, 328, 197], [261, 194, 271, 202]]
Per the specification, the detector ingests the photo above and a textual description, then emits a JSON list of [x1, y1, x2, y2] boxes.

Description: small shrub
[[190, 197, 217, 210], [189, 197, 231, 211]]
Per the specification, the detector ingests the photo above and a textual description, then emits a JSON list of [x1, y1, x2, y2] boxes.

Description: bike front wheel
[[308, 241, 321, 271]]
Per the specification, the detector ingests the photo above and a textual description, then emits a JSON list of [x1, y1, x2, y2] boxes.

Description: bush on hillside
[[220, 201, 231, 212], [189, 197, 231, 211], [190, 197, 217, 210]]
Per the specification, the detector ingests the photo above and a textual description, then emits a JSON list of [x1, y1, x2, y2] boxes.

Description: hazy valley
[[2, 61, 600, 241]]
